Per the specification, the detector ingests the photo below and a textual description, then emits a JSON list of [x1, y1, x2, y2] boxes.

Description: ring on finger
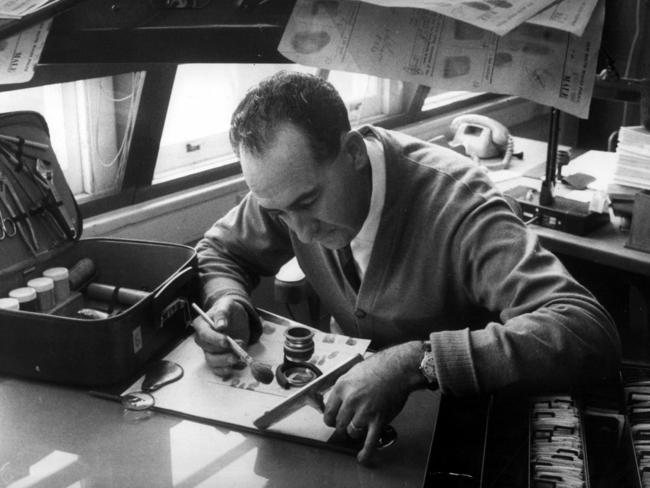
[[349, 420, 366, 433]]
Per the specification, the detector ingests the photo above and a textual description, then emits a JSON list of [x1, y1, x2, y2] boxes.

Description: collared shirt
[[350, 136, 386, 280]]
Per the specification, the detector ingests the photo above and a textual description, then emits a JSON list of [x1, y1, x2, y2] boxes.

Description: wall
[[578, 0, 650, 150]]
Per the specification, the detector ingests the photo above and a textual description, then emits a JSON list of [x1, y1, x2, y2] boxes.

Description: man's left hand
[[323, 341, 425, 464]]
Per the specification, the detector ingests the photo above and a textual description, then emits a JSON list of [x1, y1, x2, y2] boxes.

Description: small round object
[[377, 424, 398, 449], [275, 362, 322, 389], [27, 277, 55, 312], [43, 267, 71, 303], [120, 391, 155, 411], [0, 297, 20, 310], [284, 326, 315, 364], [9, 287, 38, 312]]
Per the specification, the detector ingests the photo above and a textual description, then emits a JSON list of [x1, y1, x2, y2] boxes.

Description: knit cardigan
[[196, 125, 621, 396]]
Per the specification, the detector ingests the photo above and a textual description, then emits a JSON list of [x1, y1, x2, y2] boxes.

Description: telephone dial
[[449, 114, 514, 170]]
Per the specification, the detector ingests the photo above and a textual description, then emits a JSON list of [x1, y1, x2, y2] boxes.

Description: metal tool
[[254, 354, 397, 449], [121, 360, 184, 411], [253, 354, 397, 449], [0, 142, 75, 241], [34, 158, 77, 240], [0, 176, 37, 254], [0, 208, 16, 240], [254, 354, 363, 429]]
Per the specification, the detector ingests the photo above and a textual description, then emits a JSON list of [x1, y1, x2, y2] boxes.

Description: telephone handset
[[449, 114, 514, 170]]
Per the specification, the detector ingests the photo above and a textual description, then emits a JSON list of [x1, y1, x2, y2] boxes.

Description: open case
[[0, 111, 199, 386]]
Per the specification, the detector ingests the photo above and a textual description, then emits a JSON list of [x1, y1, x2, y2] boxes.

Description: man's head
[[230, 71, 372, 250]]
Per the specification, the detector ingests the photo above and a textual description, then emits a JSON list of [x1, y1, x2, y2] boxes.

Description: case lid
[[0, 111, 82, 277]]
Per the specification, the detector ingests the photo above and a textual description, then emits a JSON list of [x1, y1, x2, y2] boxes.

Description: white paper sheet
[[278, 0, 604, 118], [0, 19, 50, 84], [122, 317, 371, 442], [358, 0, 556, 36], [0, 0, 54, 18], [527, 0, 599, 36]]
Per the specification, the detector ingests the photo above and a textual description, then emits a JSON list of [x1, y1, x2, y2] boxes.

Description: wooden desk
[[0, 376, 437, 487], [500, 139, 650, 361], [496, 138, 650, 276]]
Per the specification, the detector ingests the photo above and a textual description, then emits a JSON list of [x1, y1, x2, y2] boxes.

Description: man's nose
[[285, 212, 317, 243]]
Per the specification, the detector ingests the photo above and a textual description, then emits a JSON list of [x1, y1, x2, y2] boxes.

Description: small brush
[[191, 303, 274, 384]]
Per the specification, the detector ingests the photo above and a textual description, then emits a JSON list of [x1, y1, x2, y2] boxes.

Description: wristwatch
[[419, 341, 439, 389]]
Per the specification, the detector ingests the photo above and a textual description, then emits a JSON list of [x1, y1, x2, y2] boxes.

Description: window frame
[[1, 63, 503, 218]]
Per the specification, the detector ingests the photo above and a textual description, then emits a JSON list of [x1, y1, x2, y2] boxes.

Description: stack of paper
[[613, 126, 650, 190]]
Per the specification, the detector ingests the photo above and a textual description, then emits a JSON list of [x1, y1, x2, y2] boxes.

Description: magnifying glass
[[120, 360, 184, 411]]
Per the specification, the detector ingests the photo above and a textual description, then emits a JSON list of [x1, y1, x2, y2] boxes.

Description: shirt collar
[[351, 136, 386, 248]]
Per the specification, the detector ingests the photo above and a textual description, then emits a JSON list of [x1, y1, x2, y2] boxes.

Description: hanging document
[[278, 0, 605, 119]]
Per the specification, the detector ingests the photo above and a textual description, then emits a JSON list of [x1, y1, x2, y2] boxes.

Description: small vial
[[283, 326, 315, 365], [43, 267, 70, 303], [27, 277, 56, 312], [8, 287, 38, 312], [0, 297, 20, 311]]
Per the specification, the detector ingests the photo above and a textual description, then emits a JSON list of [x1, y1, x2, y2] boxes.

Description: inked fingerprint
[[444, 56, 471, 78], [462, 2, 491, 11], [486, 0, 512, 7], [291, 31, 331, 55], [454, 23, 486, 41], [494, 52, 513, 67]]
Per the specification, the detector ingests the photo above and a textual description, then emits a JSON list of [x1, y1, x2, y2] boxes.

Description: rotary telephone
[[449, 114, 514, 170]]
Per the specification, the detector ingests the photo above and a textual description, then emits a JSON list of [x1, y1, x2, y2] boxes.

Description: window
[[0, 72, 144, 203], [153, 64, 408, 184], [1, 64, 489, 216], [422, 90, 481, 112], [154, 65, 317, 184]]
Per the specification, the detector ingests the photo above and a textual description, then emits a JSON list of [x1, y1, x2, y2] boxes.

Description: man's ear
[[340, 130, 368, 170]]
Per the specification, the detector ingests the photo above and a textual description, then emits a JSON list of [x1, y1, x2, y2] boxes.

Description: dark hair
[[229, 71, 351, 162]]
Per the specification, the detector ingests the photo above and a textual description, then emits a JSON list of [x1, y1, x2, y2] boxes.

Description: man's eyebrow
[[284, 187, 320, 210]]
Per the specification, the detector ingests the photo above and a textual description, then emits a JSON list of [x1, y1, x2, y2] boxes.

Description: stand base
[[505, 185, 610, 236]]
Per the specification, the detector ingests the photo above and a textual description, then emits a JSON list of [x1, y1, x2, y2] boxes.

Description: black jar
[[283, 326, 315, 365]]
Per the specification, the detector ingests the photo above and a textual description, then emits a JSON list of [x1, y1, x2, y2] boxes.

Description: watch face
[[420, 347, 438, 384]]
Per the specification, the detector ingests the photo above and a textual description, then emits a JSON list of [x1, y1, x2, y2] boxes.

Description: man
[[192, 70, 620, 463]]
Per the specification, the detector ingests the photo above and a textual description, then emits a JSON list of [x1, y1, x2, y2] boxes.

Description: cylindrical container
[[283, 326, 315, 365], [0, 297, 20, 311], [27, 277, 56, 312], [86, 282, 148, 306], [68, 258, 96, 291], [43, 267, 71, 303], [8, 287, 38, 312]]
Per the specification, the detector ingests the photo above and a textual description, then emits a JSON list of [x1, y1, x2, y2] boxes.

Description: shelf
[[39, 0, 296, 64], [0, 0, 84, 41]]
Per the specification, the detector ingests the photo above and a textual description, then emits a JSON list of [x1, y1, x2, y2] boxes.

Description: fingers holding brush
[[190, 299, 277, 383]]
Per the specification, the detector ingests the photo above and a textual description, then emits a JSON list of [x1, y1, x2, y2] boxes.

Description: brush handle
[[191, 302, 252, 364], [223, 334, 254, 366]]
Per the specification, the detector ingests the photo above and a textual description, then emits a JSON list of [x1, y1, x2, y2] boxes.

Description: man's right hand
[[191, 295, 252, 378]]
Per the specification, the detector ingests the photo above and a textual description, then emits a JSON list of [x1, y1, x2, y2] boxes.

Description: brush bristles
[[251, 362, 274, 384]]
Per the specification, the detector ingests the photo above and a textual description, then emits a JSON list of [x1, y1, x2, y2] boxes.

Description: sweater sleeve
[[429, 196, 621, 396], [195, 193, 294, 341]]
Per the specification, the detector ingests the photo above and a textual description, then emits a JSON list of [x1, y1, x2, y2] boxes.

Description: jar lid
[[9, 287, 37, 302], [0, 297, 20, 310], [43, 267, 70, 280], [27, 277, 55, 292]]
